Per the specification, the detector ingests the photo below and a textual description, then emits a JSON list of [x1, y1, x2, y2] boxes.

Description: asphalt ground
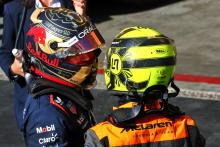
[[1, 0, 220, 146]]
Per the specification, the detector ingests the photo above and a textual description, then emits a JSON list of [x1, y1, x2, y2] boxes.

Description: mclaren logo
[[121, 121, 172, 133]]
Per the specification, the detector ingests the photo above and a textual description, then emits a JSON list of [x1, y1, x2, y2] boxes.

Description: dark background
[[0, 0, 184, 18], [0, 0, 184, 41]]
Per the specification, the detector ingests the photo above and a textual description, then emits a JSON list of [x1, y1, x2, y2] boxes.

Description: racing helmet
[[104, 26, 176, 94], [25, 8, 105, 88]]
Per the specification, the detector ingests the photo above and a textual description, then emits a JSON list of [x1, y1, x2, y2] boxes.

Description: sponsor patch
[[36, 124, 56, 134]]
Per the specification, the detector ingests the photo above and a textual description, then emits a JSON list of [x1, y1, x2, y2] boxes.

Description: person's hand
[[72, 0, 87, 16], [10, 58, 25, 77]]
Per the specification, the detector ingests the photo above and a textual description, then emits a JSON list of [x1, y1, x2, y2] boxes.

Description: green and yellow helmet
[[104, 26, 176, 93]]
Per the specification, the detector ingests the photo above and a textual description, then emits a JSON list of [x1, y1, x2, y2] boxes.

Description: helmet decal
[[105, 26, 176, 93], [27, 26, 46, 45], [27, 42, 60, 67], [110, 53, 122, 75], [106, 46, 149, 90], [123, 57, 176, 68], [111, 37, 173, 49], [26, 8, 105, 88], [44, 8, 86, 33]]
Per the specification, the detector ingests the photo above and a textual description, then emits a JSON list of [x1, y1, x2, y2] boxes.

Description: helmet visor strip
[[55, 29, 105, 58], [111, 36, 174, 48], [105, 36, 176, 69]]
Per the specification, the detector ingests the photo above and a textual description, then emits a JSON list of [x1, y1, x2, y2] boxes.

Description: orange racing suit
[[84, 102, 205, 147]]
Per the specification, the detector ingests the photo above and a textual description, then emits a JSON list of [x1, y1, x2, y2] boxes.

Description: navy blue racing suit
[[0, 0, 74, 130], [22, 79, 96, 146]]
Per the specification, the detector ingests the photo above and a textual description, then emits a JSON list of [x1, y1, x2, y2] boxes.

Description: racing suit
[[22, 79, 96, 147], [84, 102, 205, 147], [0, 0, 74, 130]]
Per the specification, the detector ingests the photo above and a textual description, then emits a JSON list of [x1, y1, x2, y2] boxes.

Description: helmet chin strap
[[168, 79, 180, 98], [108, 79, 181, 127]]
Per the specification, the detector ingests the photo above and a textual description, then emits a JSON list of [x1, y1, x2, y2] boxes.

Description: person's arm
[[84, 129, 104, 147], [72, 0, 87, 16], [0, 3, 24, 79], [187, 125, 206, 147]]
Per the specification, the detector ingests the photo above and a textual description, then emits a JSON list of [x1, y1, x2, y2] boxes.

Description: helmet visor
[[55, 28, 105, 58], [64, 51, 97, 66]]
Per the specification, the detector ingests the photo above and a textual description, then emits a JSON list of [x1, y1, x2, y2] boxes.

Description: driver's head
[[26, 7, 105, 88], [104, 26, 176, 100]]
